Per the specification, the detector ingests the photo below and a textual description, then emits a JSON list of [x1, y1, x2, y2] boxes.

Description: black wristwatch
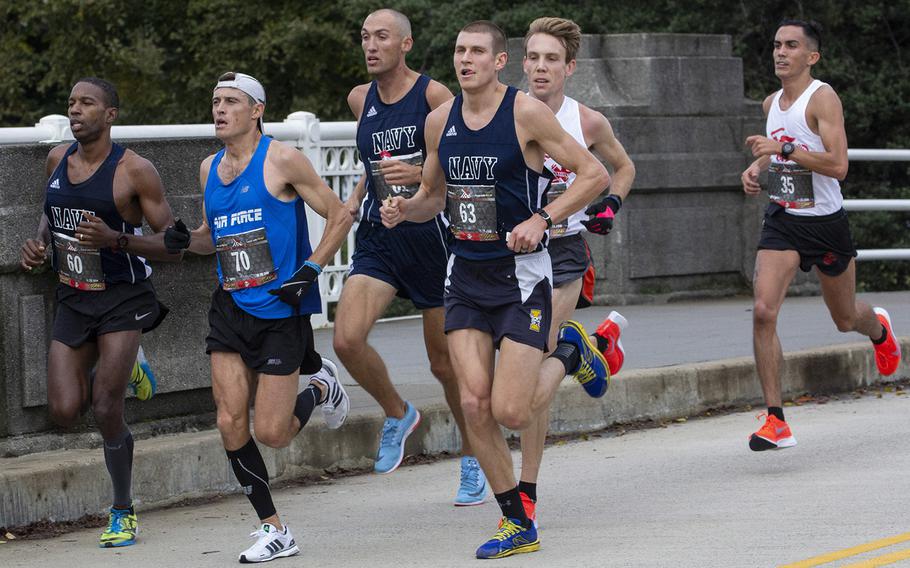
[[116, 233, 129, 252], [536, 208, 553, 229], [780, 142, 796, 159]]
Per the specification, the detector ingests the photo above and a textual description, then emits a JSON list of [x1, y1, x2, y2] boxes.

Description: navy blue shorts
[[350, 218, 450, 310], [444, 251, 552, 351]]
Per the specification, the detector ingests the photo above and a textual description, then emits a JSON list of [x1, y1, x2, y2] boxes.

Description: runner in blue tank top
[[381, 21, 612, 559], [163, 72, 352, 563], [19, 78, 180, 548], [336, 8, 481, 501]]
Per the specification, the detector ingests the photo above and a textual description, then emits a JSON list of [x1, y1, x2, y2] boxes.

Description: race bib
[[370, 151, 423, 201], [768, 162, 815, 209], [53, 232, 105, 291], [446, 184, 499, 241], [215, 227, 278, 291], [546, 181, 569, 236]]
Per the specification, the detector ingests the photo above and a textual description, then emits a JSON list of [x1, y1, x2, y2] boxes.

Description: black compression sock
[[495, 487, 530, 529], [518, 481, 537, 503], [767, 406, 785, 421], [872, 324, 888, 345], [103, 428, 134, 509], [294, 384, 321, 431], [549, 342, 580, 375], [226, 437, 276, 520]]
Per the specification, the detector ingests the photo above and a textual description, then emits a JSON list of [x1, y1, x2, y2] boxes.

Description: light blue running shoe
[[374, 401, 421, 474], [558, 320, 610, 398], [454, 456, 487, 506]]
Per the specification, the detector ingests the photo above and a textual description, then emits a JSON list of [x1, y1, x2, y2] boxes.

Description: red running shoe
[[749, 414, 796, 451], [595, 311, 628, 375], [873, 307, 901, 376]]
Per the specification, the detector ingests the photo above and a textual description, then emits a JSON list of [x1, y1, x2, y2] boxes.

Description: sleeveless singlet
[[204, 136, 320, 319], [44, 142, 151, 290], [766, 79, 843, 216]]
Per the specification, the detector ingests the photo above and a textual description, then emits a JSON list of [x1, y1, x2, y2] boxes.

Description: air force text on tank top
[[543, 95, 589, 238], [44, 142, 151, 290], [438, 87, 552, 261], [766, 79, 843, 216], [204, 136, 320, 319], [356, 74, 439, 225]]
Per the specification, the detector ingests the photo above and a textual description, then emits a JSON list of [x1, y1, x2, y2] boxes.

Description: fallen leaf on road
[[4, 532, 15, 540], [675, 418, 687, 423]]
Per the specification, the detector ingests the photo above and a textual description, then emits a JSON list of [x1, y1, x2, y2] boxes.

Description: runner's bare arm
[[345, 84, 370, 215], [519, 95, 610, 224], [184, 157, 216, 255], [278, 144, 352, 268], [582, 107, 635, 201], [22, 146, 69, 269], [380, 103, 449, 227], [111, 155, 183, 260], [742, 95, 775, 195]]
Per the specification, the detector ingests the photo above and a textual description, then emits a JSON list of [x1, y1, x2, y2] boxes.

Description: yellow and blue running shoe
[[128, 346, 157, 401], [558, 320, 610, 398], [99, 507, 138, 548], [475, 517, 539, 559]]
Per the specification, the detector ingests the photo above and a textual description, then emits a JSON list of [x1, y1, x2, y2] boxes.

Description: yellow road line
[[841, 547, 910, 567], [780, 533, 910, 568]]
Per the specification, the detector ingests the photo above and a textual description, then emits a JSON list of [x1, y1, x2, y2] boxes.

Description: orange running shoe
[[872, 307, 901, 376], [519, 491, 538, 530], [749, 414, 796, 451], [595, 311, 628, 376]]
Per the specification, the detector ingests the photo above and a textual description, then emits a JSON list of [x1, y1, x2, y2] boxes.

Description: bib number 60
[[66, 254, 83, 274]]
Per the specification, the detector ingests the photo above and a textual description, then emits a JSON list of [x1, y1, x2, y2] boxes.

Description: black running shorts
[[205, 287, 322, 376], [757, 203, 857, 277], [52, 280, 167, 347]]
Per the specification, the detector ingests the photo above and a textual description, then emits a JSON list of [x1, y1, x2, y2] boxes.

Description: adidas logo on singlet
[[50, 178, 60, 189], [445, 125, 457, 137], [366, 106, 378, 117]]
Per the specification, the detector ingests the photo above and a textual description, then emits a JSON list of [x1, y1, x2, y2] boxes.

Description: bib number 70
[[230, 250, 251, 272], [459, 202, 476, 224]]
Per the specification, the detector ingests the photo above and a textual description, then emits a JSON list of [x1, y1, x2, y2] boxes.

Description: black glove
[[581, 194, 622, 235], [268, 263, 320, 307], [164, 219, 191, 253]]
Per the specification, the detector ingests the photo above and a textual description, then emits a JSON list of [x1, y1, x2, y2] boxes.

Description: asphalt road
[[4, 390, 910, 567]]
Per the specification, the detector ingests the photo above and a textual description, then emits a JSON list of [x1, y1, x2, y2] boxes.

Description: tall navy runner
[[438, 86, 552, 261], [357, 74, 433, 224], [45, 142, 150, 289], [204, 135, 319, 319]]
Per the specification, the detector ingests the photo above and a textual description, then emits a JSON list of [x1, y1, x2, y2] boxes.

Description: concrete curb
[[1, 339, 906, 528]]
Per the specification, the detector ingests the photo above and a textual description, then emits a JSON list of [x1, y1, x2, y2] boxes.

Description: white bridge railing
[[0, 113, 362, 328], [843, 149, 910, 262]]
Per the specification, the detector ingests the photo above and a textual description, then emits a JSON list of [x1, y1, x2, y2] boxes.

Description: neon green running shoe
[[99, 507, 138, 548], [128, 346, 157, 401]]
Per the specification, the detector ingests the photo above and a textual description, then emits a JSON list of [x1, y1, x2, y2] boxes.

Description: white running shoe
[[238, 523, 299, 563], [308, 358, 350, 430]]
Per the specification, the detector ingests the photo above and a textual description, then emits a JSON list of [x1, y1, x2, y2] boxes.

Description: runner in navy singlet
[[381, 21, 612, 559], [163, 72, 352, 563], [335, 10, 483, 501], [19, 78, 179, 548]]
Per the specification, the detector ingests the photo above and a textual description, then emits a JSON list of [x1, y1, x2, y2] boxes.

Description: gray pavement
[[4, 390, 910, 567], [314, 291, 910, 412]]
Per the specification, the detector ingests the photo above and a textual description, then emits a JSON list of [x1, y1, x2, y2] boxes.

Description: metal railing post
[[284, 112, 330, 327]]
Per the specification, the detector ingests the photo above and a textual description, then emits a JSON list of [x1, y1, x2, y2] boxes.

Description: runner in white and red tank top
[[741, 19, 901, 452], [515, 16, 637, 529]]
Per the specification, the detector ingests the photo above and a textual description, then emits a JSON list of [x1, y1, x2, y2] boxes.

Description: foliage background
[[1, 0, 907, 290]]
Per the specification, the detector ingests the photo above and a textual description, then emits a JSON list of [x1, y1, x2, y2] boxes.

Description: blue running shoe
[[475, 518, 540, 559], [454, 456, 487, 506], [128, 346, 157, 401], [374, 401, 421, 474], [558, 320, 610, 398]]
